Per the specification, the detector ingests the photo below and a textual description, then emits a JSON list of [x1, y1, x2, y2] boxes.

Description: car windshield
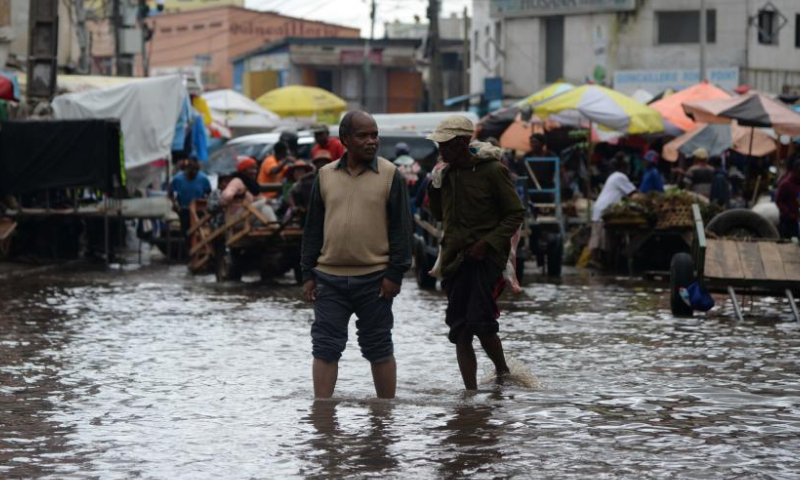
[[377, 135, 438, 169], [205, 142, 272, 175]]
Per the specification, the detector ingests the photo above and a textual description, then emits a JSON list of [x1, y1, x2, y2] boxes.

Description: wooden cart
[[669, 204, 800, 321], [187, 199, 303, 282]]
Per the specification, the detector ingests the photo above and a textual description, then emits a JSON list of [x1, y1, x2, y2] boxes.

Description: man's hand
[[303, 279, 317, 303], [379, 278, 401, 300], [465, 240, 489, 260]]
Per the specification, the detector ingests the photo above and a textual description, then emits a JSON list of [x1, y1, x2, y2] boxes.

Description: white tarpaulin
[[52, 75, 186, 170]]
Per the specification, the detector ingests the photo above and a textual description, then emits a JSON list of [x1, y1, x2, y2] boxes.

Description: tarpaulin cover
[[0, 120, 123, 194], [52, 75, 186, 169]]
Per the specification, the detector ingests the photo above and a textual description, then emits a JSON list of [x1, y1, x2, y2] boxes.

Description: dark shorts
[[441, 258, 503, 344], [311, 269, 394, 363]]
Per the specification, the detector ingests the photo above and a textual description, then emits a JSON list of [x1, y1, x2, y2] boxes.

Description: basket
[[656, 204, 694, 230]]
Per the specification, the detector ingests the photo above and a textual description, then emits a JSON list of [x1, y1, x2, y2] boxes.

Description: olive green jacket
[[428, 144, 525, 279]]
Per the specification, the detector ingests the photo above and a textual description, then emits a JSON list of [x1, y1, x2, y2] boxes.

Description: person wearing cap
[[776, 157, 800, 239], [684, 147, 715, 198], [258, 141, 292, 199], [639, 150, 665, 194], [426, 115, 525, 391], [301, 110, 412, 399], [220, 157, 277, 224], [311, 123, 345, 161], [168, 157, 211, 237], [291, 151, 332, 211], [393, 142, 422, 193], [589, 156, 638, 263], [281, 159, 314, 207]]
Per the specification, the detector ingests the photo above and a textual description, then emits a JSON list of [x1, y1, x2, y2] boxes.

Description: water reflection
[[435, 400, 503, 477]]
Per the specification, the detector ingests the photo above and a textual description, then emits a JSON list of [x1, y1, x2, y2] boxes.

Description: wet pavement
[[1, 263, 800, 479]]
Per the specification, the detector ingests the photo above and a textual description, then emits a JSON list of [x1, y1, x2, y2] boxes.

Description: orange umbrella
[[499, 113, 546, 151], [649, 81, 730, 132], [662, 122, 776, 162]]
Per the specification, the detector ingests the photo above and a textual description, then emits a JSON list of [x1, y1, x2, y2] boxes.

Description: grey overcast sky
[[245, 0, 473, 38]]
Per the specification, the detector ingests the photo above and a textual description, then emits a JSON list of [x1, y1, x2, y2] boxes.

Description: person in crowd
[[589, 156, 638, 263], [709, 155, 731, 208], [776, 157, 800, 239], [426, 116, 525, 391], [280, 131, 300, 158], [514, 133, 556, 177], [168, 156, 211, 237], [291, 151, 332, 211], [221, 157, 277, 224], [639, 150, 665, 194], [258, 142, 292, 198], [684, 147, 715, 198], [281, 160, 314, 208], [393, 142, 421, 194], [311, 123, 346, 161], [301, 110, 412, 399]]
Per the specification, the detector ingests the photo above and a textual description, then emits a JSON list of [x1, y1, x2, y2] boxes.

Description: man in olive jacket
[[427, 116, 526, 390]]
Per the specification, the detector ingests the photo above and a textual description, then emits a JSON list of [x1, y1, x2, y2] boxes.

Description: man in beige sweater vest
[[301, 111, 412, 399]]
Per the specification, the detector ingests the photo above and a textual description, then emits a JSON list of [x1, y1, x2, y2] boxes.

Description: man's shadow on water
[[300, 400, 399, 478]]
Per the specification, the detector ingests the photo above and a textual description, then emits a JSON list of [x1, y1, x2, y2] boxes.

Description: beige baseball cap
[[426, 115, 475, 143], [692, 147, 709, 160]]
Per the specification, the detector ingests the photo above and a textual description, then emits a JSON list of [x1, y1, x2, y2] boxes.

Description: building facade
[[87, 6, 359, 89], [471, 0, 800, 100], [233, 37, 423, 114]]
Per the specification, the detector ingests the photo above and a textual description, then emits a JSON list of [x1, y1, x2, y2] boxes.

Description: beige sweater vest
[[316, 157, 397, 277]]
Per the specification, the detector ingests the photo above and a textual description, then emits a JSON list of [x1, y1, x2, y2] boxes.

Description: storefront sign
[[613, 67, 739, 95], [491, 0, 636, 18], [249, 53, 290, 72], [152, 0, 243, 12], [340, 50, 382, 66]]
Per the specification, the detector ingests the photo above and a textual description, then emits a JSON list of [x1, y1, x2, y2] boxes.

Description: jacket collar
[[335, 152, 380, 174]]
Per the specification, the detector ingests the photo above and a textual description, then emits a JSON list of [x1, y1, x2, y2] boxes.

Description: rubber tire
[[706, 209, 780, 239], [546, 233, 563, 278], [670, 252, 694, 317], [415, 247, 437, 289], [215, 249, 242, 282]]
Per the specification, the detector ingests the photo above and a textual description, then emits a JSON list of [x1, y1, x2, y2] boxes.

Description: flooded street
[[2, 264, 800, 479]]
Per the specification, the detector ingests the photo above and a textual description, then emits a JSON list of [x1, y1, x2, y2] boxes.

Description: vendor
[[684, 148, 714, 198], [168, 157, 211, 237], [639, 150, 664, 194], [589, 157, 638, 262], [221, 157, 277, 225], [776, 157, 800, 239]]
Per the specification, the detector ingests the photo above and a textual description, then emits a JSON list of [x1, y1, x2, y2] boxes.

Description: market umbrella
[[202, 89, 279, 119], [683, 92, 800, 136], [662, 123, 776, 162], [515, 82, 574, 107], [631, 89, 654, 104], [256, 86, 347, 124], [650, 81, 731, 133], [476, 106, 525, 140], [532, 84, 664, 135], [0, 76, 14, 101]]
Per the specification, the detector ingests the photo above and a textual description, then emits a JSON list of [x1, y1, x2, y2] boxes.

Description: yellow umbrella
[[256, 85, 347, 124], [532, 84, 664, 135], [515, 82, 574, 107]]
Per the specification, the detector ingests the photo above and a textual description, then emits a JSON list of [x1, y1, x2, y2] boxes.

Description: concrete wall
[[5, 0, 79, 68]]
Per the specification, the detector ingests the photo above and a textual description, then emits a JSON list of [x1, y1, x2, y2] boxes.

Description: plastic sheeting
[[52, 75, 186, 170]]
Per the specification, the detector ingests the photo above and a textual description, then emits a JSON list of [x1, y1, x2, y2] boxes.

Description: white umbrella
[[202, 89, 279, 120]]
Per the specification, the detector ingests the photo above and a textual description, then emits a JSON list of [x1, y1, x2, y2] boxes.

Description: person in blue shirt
[[168, 157, 212, 236], [639, 150, 665, 194]]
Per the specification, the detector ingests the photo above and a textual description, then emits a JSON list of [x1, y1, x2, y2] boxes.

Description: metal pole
[[113, 0, 121, 76], [361, 0, 375, 110], [699, 0, 707, 81], [462, 6, 470, 97], [428, 0, 443, 111]]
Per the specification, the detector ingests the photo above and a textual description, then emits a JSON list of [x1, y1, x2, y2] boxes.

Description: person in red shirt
[[311, 123, 345, 161]]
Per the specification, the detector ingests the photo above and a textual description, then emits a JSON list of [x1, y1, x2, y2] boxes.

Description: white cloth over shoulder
[[52, 75, 186, 170], [591, 171, 637, 222]]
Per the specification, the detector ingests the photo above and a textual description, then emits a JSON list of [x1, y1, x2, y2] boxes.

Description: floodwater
[[1, 263, 799, 479]]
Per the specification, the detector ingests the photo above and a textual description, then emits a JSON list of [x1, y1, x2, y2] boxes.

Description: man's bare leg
[[313, 359, 338, 398], [370, 356, 396, 399], [478, 334, 510, 375], [455, 332, 478, 390]]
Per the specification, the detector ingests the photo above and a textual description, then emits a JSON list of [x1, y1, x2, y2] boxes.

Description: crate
[[656, 203, 694, 230]]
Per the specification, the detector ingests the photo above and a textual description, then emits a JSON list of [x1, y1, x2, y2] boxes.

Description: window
[[209, 22, 223, 29], [160, 27, 172, 34], [758, 9, 778, 45], [656, 10, 716, 44], [193, 24, 205, 30], [795, 14, 799, 48], [473, 30, 479, 61]]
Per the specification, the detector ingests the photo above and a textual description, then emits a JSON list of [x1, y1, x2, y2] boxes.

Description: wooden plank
[[0, 219, 17, 240], [189, 210, 251, 256], [187, 213, 212, 236], [758, 242, 786, 281], [244, 203, 274, 226], [777, 243, 800, 282], [704, 239, 726, 279], [719, 240, 744, 279], [226, 224, 252, 247], [737, 241, 766, 281]]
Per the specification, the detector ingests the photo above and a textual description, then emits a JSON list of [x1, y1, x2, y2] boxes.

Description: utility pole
[[74, 0, 90, 74], [427, 0, 443, 111], [699, 0, 707, 81], [112, 0, 122, 76], [361, 0, 376, 110], [462, 6, 469, 97]]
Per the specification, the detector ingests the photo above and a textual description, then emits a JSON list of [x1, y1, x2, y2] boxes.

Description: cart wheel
[[414, 246, 437, 289], [546, 233, 563, 278], [706, 209, 779, 239], [670, 253, 694, 317], [216, 249, 242, 282]]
